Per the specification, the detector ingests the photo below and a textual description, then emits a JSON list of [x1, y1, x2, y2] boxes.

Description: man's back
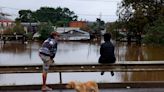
[[99, 41, 116, 63]]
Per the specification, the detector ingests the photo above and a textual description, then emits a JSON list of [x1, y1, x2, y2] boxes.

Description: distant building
[[21, 22, 40, 34], [69, 21, 87, 28], [55, 27, 80, 33], [60, 29, 90, 41], [0, 13, 14, 31]]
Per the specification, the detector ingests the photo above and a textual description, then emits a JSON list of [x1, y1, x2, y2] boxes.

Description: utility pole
[[99, 12, 102, 20], [98, 12, 102, 34], [27, 13, 32, 33]]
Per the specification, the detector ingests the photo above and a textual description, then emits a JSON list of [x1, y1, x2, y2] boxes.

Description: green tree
[[116, 0, 164, 44], [16, 7, 78, 26], [16, 10, 35, 22], [106, 21, 124, 39], [90, 18, 105, 34], [38, 22, 54, 40]]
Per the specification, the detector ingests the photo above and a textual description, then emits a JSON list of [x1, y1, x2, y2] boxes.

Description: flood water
[[0, 40, 164, 86]]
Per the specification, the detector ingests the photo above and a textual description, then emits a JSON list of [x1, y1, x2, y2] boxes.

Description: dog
[[66, 81, 99, 92]]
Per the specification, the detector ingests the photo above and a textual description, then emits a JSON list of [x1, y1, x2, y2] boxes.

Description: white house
[[60, 29, 90, 41], [55, 27, 80, 33]]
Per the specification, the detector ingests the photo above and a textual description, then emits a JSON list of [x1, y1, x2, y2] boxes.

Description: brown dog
[[66, 81, 99, 92]]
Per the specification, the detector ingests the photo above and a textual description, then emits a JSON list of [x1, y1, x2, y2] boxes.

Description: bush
[[3, 30, 14, 35], [25, 32, 33, 40]]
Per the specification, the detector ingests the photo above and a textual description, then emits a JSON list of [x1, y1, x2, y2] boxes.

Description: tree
[[116, 0, 164, 44], [38, 22, 54, 40], [35, 7, 56, 23], [106, 21, 124, 39], [16, 10, 35, 22], [16, 7, 78, 26], [90, 18, 105, 34]]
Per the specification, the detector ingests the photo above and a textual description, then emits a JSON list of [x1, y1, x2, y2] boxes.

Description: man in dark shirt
[[99, 33, 116, 76]]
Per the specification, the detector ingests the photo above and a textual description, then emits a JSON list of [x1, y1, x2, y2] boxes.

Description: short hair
[[103, 33, 111, 41], [50, 31, 60, 36]]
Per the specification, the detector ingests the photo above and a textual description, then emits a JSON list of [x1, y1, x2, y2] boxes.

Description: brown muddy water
[[0, 41, 164, 86]]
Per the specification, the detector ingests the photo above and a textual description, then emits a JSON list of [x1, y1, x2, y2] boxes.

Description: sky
[[0, 0, 122, 22]]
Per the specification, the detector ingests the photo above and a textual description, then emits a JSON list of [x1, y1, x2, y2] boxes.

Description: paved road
[[1, 88, 164, 92]]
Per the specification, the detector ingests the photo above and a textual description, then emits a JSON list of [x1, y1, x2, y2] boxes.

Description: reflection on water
[[115, 42, 164, 61], [0, 41, 164, 85], [1, 72, 164, 86], [1, 41, 164, 65]]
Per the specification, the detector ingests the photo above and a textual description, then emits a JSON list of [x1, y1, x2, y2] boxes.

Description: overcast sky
[[0, 0, 122, 22]]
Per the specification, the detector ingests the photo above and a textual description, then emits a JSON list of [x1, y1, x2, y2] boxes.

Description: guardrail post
[[59, 72, 62, 84]]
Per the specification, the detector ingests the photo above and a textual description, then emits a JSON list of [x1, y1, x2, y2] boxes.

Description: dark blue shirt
[[99, 41, 116, 63]]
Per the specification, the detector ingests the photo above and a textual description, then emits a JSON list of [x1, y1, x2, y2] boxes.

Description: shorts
[[39, 53, 54, 72]]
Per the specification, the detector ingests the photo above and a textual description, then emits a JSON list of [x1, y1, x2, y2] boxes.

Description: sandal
[[42, 86, 53, 91]]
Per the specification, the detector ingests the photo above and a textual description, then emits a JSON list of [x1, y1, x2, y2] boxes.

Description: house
[[60, 29, 90, 41], [55, 27, 80, 33], [21, 22, 40, 34], [0, 13, 14, 32], [0, 13, 14, 39], [69, 21, 87, 28]]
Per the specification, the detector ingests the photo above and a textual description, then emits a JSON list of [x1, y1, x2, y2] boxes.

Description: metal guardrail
[[0, 61, 164, 84], [1, 61, 164, 73]]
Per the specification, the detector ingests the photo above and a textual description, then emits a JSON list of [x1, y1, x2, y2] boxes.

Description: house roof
[[62, 29, 90, 35], [0, 15, 13, 22], [73, 29, 89, 34], [21, 22, 40, 26], [55, 27, 80, 33]]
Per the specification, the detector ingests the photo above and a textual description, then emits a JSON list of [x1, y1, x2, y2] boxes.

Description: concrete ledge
[[1, 81, 164, 90]]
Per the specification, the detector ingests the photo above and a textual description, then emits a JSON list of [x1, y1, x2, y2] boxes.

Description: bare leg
[[41, 71, 52, 91], [42, 71, 47, 87], [41, 57, 53, 91]]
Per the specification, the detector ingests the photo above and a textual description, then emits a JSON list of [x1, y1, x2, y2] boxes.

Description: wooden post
[[59, 72, 62, 84], [22, 35, 25, 44], [3, 37, 6, 44]]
